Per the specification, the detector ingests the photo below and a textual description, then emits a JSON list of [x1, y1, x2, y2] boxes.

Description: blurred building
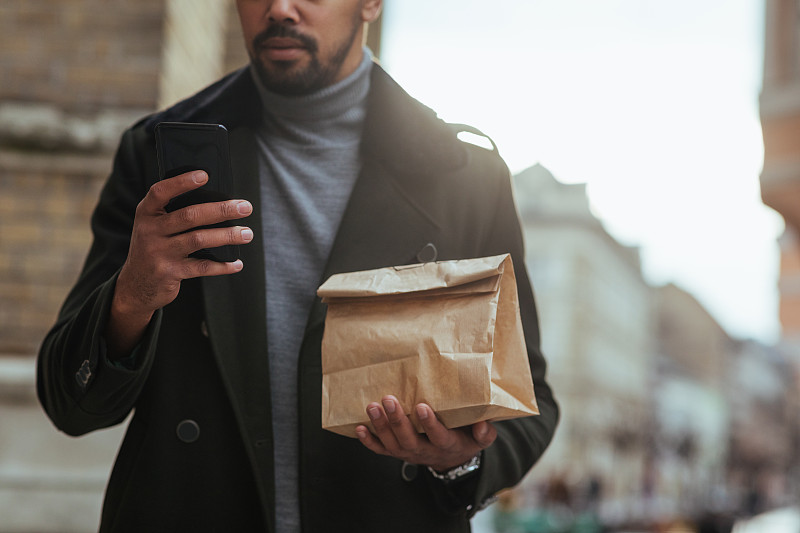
[[758, 0, 800, 514], [513, 164, 655, 522], [761, 0, 800, 362], [651, 284, 732, 517], [726, 339, 800, 513], [510, 164, 800, 528]]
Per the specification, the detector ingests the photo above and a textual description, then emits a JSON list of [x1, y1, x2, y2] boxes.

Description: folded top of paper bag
[[317, 253, 510, 300]]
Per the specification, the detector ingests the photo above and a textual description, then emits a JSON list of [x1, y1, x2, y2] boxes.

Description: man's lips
[[264, 37, 305, 49], [260, 37, 307, 61]]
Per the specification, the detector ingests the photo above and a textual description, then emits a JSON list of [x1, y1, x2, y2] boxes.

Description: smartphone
[[155, 122, 239, 263]]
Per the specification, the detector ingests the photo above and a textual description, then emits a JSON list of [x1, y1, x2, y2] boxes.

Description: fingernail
[[241, 228, 253, 242], [192, 171, 207, 183], [232, 259, 243, 271], [382, 398, 396, 414], [367, 406, 381, 421], [416, 405, 428, 420], [355, 427, 367, 439], [477, 423, 488, 438], [237, 201, 252, 215]]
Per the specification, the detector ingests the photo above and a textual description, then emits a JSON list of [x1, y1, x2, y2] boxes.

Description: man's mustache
[[252, 24, 318, 53]]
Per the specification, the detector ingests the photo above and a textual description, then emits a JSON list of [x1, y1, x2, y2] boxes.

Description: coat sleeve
[[431, 152, 560, 515], [37, 126, 163, 437]]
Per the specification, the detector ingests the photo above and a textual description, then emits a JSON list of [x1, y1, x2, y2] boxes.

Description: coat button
[[401, 461, 418, 482], [416, 243, 438, 263], [176, 419, 200, 443]]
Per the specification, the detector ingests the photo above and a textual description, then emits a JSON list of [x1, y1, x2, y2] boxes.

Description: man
[[37, 1, 559, 531]]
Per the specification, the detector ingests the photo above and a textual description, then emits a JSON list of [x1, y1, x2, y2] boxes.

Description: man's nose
[[266, 0, 300, 23]]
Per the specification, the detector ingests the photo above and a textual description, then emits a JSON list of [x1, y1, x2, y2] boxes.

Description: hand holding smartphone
[[155, 122, 239, 262]]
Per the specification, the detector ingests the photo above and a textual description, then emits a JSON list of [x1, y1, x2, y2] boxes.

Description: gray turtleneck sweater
[[251, 51, 372, 531]]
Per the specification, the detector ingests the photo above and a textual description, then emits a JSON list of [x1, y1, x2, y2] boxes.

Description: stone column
[[158, 0, 230, 109]]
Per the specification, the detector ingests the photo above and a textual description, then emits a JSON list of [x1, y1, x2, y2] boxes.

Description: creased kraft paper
[[316, 254, 539, 438]]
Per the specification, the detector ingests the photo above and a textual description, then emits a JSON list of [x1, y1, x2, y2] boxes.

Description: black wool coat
[[37, 64, 559, 533]]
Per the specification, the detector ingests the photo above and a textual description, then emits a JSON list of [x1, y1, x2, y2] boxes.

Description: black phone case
[[155, 122, 239, 263]]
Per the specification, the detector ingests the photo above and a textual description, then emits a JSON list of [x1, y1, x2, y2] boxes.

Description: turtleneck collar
[[251, 47, 373, 124]]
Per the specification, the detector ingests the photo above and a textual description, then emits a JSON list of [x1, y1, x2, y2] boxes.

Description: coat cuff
[[72, 272, 162, 416]]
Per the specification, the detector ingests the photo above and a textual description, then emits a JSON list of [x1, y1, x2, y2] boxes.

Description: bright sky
[[380, 0, 784, 344]]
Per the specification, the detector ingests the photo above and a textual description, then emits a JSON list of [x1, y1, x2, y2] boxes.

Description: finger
[[166, 199, 253, 235], [472, 421, 498, 449], [175, 225, 254, 258], [416, 403, 456, 449], [168, 258, 244, 282], [143, 170, 209, 213], [381, 395, 423, 451], [365, 401, 401, 451], [355, 425, 389, 456]]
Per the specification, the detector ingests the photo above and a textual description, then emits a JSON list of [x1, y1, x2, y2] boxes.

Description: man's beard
[[250, 21, 361, 96]]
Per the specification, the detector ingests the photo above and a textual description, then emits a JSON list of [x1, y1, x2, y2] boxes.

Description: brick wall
[[0, 0, 165, 111], [0, 1, 167, 358], [0, 152, 108, 355], [0, 1, 249, 358]]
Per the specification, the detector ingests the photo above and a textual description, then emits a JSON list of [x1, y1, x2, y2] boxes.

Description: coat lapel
[[201, 125, 269, 423], [200, 124, 275, 527], [304, 65, 468, 334]]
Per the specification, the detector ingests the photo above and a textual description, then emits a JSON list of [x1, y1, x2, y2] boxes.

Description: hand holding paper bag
[[356, 394, 497, 473], [316, 254, 540, 440]]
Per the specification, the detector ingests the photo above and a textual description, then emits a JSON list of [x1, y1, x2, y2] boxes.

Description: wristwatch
[[427, 452, 482, 482]]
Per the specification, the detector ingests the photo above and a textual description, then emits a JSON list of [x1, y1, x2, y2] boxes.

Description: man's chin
[[252, 61, 330, 97]]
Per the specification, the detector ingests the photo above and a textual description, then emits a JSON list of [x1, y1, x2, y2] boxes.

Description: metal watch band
[[427, 452, 482, 482]]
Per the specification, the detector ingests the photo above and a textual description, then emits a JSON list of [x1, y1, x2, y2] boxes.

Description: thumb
[[472, 421, 497, 448]]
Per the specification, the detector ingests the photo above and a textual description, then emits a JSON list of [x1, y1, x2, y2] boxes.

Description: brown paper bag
[[316, 253, 539, 438]]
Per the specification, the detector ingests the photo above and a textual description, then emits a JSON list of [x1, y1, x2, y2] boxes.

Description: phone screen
[[155, 122, 239, 262]]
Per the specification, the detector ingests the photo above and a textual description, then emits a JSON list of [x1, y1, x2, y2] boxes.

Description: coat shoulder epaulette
[[448, 123, 499, 155]]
